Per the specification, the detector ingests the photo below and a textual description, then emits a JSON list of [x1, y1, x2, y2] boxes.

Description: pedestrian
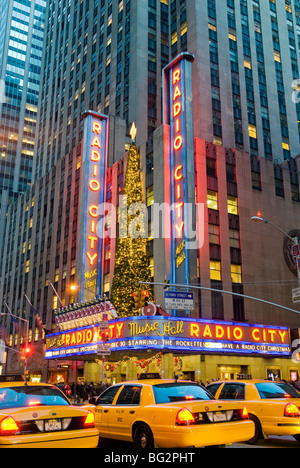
[[293, 378, 300, 392]]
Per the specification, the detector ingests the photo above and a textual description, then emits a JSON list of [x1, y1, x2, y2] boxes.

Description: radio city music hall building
[[1, 52, 300, 385]]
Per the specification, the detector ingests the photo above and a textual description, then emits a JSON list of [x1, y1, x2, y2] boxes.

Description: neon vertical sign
[[79, 111, 109, 301], [163, 53, 197, 289]]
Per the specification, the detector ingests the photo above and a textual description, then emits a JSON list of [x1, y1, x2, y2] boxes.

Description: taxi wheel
[[133, 423, 155, 449], [246, 414, 263, 445]]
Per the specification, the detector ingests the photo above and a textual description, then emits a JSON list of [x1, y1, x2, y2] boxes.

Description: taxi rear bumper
[[0, 427, 99, 448], [154, 419, 255, 448]]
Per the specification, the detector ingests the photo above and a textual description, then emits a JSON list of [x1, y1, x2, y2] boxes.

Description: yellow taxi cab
[[206, 379, 300, 444], [0, 376, 99, 448], [88, 374, 254, 448]]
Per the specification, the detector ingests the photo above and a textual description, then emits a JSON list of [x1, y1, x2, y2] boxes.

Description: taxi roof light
[[0, 416, 19, 435], [284, 403, 300, 417]]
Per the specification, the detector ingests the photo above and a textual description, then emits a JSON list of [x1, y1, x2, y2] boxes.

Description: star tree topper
[[130, 122, 137, 141]]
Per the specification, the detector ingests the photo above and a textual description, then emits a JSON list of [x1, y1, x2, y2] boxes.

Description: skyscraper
[[0, 0, 47, 248], [33, 0, 300, 185], [1, 0, 300, 382]]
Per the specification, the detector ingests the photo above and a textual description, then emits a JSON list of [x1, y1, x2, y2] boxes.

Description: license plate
[[45, 419, 62, 432], [212, 412, 227, 422]]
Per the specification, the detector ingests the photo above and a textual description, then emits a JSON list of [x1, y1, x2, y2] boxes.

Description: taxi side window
[[219, 383, 245, 400], [96, 385, 121, 405], [206, 383, 222, 397], [116, 386, 141, 405]]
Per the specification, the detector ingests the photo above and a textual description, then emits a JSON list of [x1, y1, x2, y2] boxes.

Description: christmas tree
[[110, 143, 153, 317]]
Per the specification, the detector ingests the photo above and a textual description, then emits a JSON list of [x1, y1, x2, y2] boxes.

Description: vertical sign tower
[[163, 53, 198, 288], [78, 111, 109, 301]]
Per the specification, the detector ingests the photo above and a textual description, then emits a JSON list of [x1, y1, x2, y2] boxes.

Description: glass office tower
[[0, 0, 46, 249]]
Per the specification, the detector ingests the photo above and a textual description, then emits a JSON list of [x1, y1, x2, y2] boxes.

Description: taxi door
[[94, 385, 122, 437], [108, 385, 142, 441]]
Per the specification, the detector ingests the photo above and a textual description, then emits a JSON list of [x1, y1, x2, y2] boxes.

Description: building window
[[147, 186, 154, 206], [229, 229, 240, 248], [103, 273, 110, 293], [231, 264, 242, 283], [227, 195, 238, 215], [248, 124, 257, 139], [209, 224, 220, 244], [210, 260, 221, 281], [207, 190, 218, 210]]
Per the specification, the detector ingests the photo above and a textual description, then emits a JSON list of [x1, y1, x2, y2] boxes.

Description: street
[[98, 435, 300, 449]]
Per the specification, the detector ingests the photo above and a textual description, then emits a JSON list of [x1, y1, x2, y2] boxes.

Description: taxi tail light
[[241, 406, 249, 419], [176, 408, 196, 425], [84, 411, 95, 427], [0, 416, 19, 435], [284, 403, 300, 417]]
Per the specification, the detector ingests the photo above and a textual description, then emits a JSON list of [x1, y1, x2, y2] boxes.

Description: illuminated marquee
[[163, 52, 197, 288], [45, 316, 291, 359], [78, 112, 108, 300]]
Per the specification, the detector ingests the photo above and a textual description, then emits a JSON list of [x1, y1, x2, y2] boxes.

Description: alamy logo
[[291, 339, 300, 363], [93, 196, 205, 250], [292, 79, 300, 104]]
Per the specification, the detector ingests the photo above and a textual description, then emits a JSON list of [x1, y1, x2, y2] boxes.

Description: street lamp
[[250, 215, 297, 244], [70, 284, 103, 301]]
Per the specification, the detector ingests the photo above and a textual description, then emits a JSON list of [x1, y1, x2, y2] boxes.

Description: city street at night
[[1, 0, 300, 451]]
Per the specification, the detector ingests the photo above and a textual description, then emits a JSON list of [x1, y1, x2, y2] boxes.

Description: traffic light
[[101, 331, 109, 343], [132, 291, 141, 310], [21, 344, 32, 361], [140, 290, 149, 308]]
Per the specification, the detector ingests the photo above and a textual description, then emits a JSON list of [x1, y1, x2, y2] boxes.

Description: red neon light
[[91, 136, 101, 148], [173, 69, 181, 84], [174, 165, 183, 180], [88, 205, 98, 217], [89, 179, 101, 191]]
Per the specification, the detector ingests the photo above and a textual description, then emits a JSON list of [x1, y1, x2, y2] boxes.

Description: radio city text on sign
[[190, 323, 288, 344], [86, 120, 104, 267], [172, 66, 185, 240]]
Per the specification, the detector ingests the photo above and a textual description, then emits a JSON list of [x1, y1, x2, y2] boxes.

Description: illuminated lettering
[[91, 150, 101, 161], [175, 222, 184, 237], [252, 329, 260, 342], [190, 323, 200, 338], [278, 330, 287, 343], [173, 86, 182, 101], [88, 236, 98, 249], [174, 135, 183, 150], [91, 136, 101, 148], [87, 252, 98, 265], [174, 165, 183, 180], [173, 102, 182, 117], [215, 325, 225, 339], [92, 122, 102, 134], [89, 205, 98, 218], [89, 179, 101, 191], [203, 325, 213, 338], [233, 327, 243, 340], [173, 69, 181, 84]]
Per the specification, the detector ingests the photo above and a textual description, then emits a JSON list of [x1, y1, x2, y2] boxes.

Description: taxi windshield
[[0, 386, 70, 409], [153, 383, 213, 404], [256, 382, 300, 399]]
